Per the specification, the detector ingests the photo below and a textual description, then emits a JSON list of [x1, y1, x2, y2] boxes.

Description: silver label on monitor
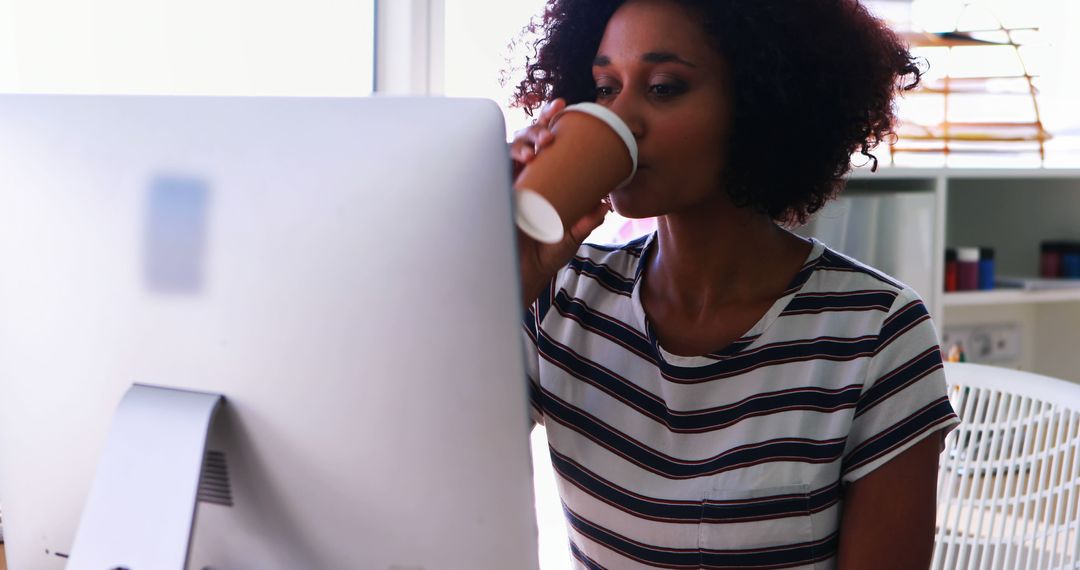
[[144, 174, 210, 294]]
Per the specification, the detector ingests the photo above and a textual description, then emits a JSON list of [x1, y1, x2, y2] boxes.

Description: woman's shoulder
[[553, 233, 653, 297], [800, 242, 932, 330], [579, 232, 652, 260], [807, 242, 926, 300]]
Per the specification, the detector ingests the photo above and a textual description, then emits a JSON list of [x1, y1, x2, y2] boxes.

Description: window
[[0, 0, 375, 96], [442, 0, 546, 137]]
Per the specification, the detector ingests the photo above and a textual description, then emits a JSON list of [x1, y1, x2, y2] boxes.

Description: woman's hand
[[512, 98, 611, 308], [510, 98, 564, 179]]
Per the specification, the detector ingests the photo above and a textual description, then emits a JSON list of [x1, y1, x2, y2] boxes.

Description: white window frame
[[374, 0, 446, 95]]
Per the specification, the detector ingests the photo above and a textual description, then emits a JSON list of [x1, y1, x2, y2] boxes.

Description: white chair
[[935, 362, 1080, 570]]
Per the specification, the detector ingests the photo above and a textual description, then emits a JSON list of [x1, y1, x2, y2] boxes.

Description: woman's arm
[[517, 206, 608, 308], [511, 98, 610, 309], [837, 433, 944, 569]]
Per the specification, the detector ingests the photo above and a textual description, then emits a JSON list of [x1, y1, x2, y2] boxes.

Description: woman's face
[[593, 0, 733, 219]]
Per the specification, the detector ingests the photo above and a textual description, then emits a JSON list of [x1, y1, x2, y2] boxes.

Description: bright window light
[[0, 0, 374, 96]]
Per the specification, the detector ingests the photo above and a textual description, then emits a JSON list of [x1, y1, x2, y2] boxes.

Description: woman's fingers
[[536, 129, 553, 149], [513, 98, 567, 152], [513, 142, 535, 163], [510, 98, 569, 179], [511, 126, 542, 155], [533, 101, 564, 152], [539, 98, 567, 126]]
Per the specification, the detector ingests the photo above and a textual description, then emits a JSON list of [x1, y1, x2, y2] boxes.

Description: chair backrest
[[934, 362, 1080, 570]]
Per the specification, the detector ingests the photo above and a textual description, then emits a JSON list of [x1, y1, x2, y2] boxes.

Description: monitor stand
[[67, 384, 224, 570]]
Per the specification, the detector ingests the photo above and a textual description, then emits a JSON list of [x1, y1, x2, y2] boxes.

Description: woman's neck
[[643, 199, 810, 319]]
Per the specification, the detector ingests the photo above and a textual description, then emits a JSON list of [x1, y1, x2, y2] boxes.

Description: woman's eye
[[595, 81, 684, 100], [649, 83, 684, 97]]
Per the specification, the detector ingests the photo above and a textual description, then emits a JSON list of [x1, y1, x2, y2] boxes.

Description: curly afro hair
[[512, 0, 922, 225]]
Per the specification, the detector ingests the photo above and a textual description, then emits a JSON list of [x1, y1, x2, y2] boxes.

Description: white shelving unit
[[942, 289, 1080, 307], [826, 167, 1080, 381]]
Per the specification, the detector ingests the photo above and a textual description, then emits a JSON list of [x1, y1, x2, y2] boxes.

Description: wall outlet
[[942, 322, 1022, 363]]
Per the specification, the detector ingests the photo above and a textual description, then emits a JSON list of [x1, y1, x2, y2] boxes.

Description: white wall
[[0, 0, 374, 96]]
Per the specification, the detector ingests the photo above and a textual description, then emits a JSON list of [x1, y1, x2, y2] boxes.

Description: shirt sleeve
[[522, 278, 557, 427], [841, 288, 961, 484]]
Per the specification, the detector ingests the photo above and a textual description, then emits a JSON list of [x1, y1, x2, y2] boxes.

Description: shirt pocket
[[698, 484, 816, 565]]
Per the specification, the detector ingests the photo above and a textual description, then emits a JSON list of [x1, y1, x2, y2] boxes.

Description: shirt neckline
[[629, 231, 826, 368]]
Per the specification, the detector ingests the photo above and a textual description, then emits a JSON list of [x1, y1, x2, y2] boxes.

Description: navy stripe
[[816, 249, 902, 289], [844, 397, 957, 474], [779, 253, 823, 297], [551, 449, 707, 522], [876, 299, 931, 354], [553, 289, 773, 365], [565, 507, 701, 568], [855, 347, 943, 418], [553, 282, 881, 382], [568, 505, 840, 569], [658, 335, 879, 383], [583, 233, 650, 257], [700, 531, 840, 569], [527, 376, 543, 415], [534, 278, 556, 323], [553, 290, 657, 362], [628, 233, 654, 281], [552, 447, 841, 524], [634, 240, 650, 281], [540, 298, 880, 389], [523, 307, 538, 342], [537, 330, 862, 432], [671, 385, 862, 433], [705, 335, 761, 359], [780, 290, 898, 316], [702, 482, 841, 523], [568, 256, 636, 296], [569, 541, 608, 570], [536, 332, 666, 419], [542, 389, 846, 478]]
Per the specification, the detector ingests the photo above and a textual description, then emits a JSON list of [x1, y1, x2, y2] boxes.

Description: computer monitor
[[0, 94, 540, 569]]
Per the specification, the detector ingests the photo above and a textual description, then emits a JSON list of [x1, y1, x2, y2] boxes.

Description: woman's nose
[[607, 97, 645, 141]]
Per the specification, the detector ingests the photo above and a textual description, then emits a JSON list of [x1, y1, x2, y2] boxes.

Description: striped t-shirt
[[523, 233, 960, 569]]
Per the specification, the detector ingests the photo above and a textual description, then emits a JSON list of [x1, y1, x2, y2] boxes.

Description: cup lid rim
[[556, 102, 638, 186]]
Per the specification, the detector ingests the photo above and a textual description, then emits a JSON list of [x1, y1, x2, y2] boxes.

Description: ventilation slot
[[197, 450, 233, 507]]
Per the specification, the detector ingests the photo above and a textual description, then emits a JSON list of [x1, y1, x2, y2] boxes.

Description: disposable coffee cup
[[514, 102, 638, 244]]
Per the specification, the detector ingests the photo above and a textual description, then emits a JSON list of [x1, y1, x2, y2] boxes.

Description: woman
[[511, 1, 960, 568]]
